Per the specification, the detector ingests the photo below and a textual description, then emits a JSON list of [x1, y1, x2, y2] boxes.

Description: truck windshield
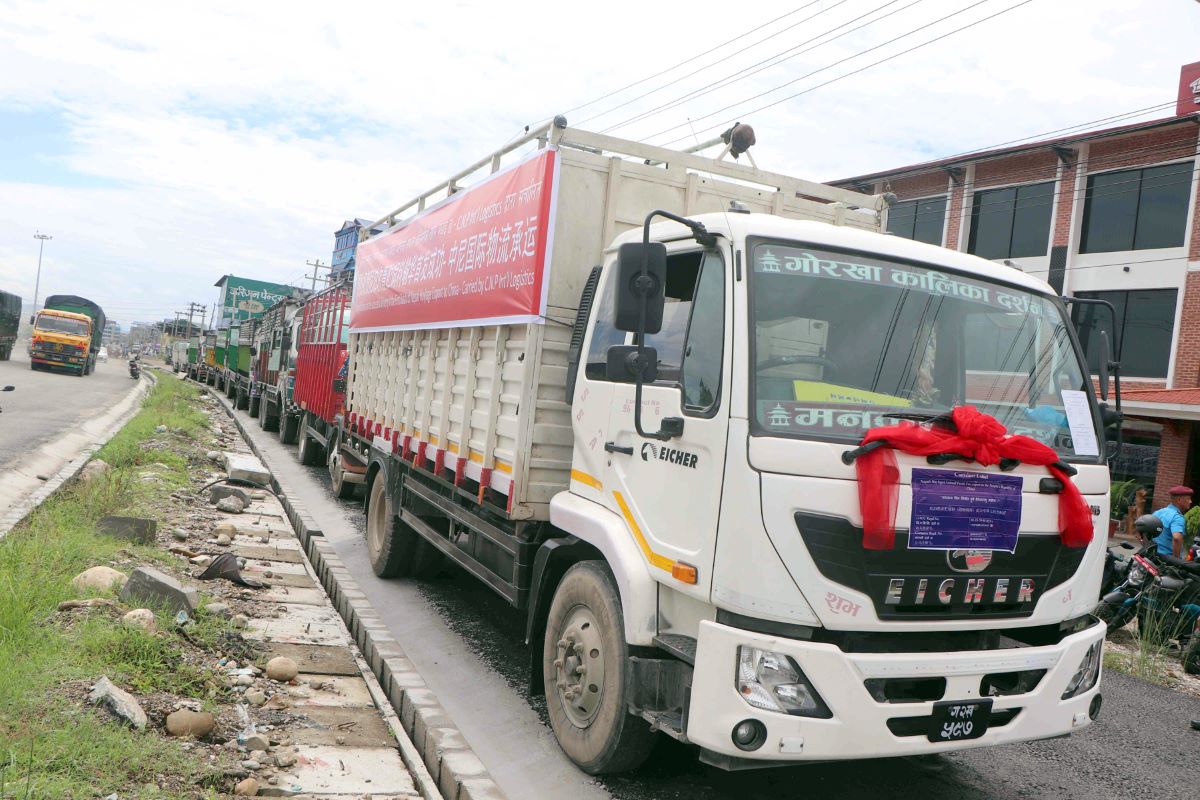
[[36, 315, 89, 336], [750, 243, 1100, 460]]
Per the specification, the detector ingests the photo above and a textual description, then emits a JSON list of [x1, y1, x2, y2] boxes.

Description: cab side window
[[681, 252, 724, 413]]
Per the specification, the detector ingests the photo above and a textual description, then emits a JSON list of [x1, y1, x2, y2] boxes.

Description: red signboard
[[351, 149, 559, 332], [1177, 60, 1200, 117]]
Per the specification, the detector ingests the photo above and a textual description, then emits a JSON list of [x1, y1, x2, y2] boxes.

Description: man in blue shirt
[[1152, 486, 1193, 558]]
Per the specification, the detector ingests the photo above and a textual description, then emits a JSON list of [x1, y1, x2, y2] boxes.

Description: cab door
[[602, 245, 731, 601]]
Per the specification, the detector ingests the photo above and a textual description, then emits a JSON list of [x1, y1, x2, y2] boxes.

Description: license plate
[[927, 699, 992, 743]]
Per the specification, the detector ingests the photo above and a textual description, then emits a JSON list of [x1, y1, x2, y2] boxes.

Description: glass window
[[749, 243, 1099, 460], [968, 181, 1053, 260], [1081, 162, 1193, 253], [584, 268, 624, 380], [1071, 289, 1178, 379], [681, 253, 724, 413], [34, 314, 89, 335], [886, 197, 947, 245]]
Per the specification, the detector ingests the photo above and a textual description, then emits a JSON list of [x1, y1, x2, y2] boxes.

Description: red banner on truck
[[351, 149, 559, 332]]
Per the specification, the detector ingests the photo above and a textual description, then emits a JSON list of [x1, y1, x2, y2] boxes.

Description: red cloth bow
[[854, 406, 1093, 550]]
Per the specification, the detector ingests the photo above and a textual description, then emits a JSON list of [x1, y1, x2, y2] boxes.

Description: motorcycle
[[1100, 541, 1136, 598], [128, 358, 140, 380], [1095, 515, 1200, 674]]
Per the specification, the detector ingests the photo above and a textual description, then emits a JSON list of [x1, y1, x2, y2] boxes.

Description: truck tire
[[542, 561, 654, 774], [365, 474, 443, 578], [329, 442, 358, 500], [278, 411, 299, 445], [297, 415, 325, 466], [0, 344, 10, 360], [236, 385, 250, 411], [249, 394, 261, 418]]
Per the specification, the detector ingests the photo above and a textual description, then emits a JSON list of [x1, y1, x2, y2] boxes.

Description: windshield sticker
[[754, 247, 1040, 314], [792, 380, 912, 407], [1060, 390, 1099, 456], [908, 469, 1023, 553], [757, 400, 1058, 446]]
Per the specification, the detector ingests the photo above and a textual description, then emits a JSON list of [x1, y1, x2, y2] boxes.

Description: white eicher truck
[[337, 120, 1110, 773]]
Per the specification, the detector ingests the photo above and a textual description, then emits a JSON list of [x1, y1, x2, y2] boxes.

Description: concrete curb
[[0, 370, 155, 539], [213, 390, 508, 800]]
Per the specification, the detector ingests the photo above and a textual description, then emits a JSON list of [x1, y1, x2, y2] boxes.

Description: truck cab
[[556, 212, 1106, 768], [30, 309, 93, 375]]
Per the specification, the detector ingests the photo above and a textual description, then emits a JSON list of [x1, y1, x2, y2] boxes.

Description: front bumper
[[687, 618, 1104, 762]]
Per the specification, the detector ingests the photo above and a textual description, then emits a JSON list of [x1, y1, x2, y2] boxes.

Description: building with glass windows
[[331, 218, 384, 273], [832, 61, 1200, 511]]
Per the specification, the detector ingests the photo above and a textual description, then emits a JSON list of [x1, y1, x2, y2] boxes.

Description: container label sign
[[351, 149, 559, 332], [909, 469, 1023, 552]]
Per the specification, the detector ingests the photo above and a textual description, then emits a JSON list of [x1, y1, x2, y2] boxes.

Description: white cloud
[[0, 0, 1196, 324]]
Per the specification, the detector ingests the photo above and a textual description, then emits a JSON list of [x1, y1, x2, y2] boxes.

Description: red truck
[[288, 277, 363, 498]]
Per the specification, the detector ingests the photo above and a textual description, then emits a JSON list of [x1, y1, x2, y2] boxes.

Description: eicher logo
[[641, 442, 699, 469], [947, 549, 992, 573]]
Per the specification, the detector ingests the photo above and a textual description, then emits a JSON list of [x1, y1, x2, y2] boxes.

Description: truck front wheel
[[365, 474, 443, 578], [297, 415, 325, 466], [542, 561, 654, 774], [278, 411, 299, 444]]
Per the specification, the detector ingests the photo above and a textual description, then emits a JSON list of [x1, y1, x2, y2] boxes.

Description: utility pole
[[305, 259, 331, 292], [32, 231, 52, 312], [186, 302, 205, 337]]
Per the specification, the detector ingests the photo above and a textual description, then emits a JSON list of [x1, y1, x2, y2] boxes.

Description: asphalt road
[[0, 349, 134, 467], [232, 402, 1200, 800]]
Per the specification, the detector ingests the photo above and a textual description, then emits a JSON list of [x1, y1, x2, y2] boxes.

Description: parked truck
[[276, 123, 1111, 773], [221, 319, 258, 410], [0, 290, 20, 360], [31, 295, 106, 375], [250, 292, 309, 439], [291, 279, 358, 497]]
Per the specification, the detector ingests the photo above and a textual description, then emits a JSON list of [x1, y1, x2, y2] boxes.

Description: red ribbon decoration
[[854, 406, 1094, 551]]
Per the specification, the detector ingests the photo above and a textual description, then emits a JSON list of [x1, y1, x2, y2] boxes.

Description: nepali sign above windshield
[[351, 149, 559, 332]]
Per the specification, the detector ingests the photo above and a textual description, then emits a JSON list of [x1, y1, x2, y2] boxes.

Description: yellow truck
[[30, 308, 96, 375]]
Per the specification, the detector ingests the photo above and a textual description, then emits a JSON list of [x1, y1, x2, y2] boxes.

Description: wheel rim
[[329, 440, 342, 485], [366, 479, 387, 562], [553, 605, 606, 728]]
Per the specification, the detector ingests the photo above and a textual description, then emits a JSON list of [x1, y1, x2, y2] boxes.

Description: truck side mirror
[[605, 345, 658, 383], [1098, 331, 1111, 402], [614, 242, 666, 334]]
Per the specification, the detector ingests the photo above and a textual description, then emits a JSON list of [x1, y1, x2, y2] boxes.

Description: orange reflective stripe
[[613, 491, 674, 573], [570, 469, 603, 491]]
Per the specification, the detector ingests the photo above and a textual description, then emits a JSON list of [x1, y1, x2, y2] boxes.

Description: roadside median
[[0, 373, 438, 798]]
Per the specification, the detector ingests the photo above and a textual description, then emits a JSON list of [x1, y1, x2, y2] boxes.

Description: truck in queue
[[31, 295, 106, 375], [0, 289, 20, 361], [279, 122, 1112, 773], [249, 291, 309, 438], [290, 277, 359, 497], [221, 319, 258, 411]]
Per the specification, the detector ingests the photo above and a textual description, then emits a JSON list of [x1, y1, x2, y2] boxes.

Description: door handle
[[604, 441, 634, 456]]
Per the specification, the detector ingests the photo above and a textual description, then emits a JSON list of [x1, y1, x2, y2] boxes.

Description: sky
[[0, 0, 1196, 328]]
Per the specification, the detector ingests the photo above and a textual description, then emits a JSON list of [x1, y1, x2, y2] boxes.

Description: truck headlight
[[1061, 641, 1102, 699], [736, 647, 832, 718]]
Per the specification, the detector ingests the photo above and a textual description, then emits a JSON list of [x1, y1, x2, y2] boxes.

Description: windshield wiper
[[880, 410, 953, 425]]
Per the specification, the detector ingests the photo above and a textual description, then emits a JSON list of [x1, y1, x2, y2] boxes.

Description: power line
[[552, 3, 830, 122], [654, 0, 1037, 148], [578, 0, 856, 128], [599, 0, 926, 134]]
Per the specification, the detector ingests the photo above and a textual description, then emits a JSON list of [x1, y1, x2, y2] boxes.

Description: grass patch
[[0, 376, 225, 798]]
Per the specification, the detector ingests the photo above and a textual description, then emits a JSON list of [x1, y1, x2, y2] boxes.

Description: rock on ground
[[216, 496, 245, 514], [72, 566, 128, 593], [79, 459, 111, 484], [241, 733, 269, 751], [265, 656, 298, 682], [210, 485, 250, 506], [121, 608, 156, 633], [119, 566, 199, 614], [164, 709, 215, 738], [89, 676, 147, 730], [233, 777, 259, 796], [223, 453, 270, 486]]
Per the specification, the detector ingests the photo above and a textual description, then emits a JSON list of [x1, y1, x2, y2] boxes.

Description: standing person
[[1152, 486, 1193, 558]]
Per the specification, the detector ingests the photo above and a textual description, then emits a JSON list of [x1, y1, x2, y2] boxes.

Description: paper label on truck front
[[908, 469, 1023, 553], [351, 149, 559, 332]]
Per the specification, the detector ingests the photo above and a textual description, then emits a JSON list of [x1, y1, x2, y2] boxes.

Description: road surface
[[0, 349, 134, 467], [232, 402, 1200, 800]]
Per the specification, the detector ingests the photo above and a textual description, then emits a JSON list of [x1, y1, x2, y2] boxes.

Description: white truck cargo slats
[[348, 124, 879, 521]]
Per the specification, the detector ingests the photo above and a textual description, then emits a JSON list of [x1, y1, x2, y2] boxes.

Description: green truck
[[0, 290, 20, 361], [220, 319, 258, 410], [31, 295, 106, 375]]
